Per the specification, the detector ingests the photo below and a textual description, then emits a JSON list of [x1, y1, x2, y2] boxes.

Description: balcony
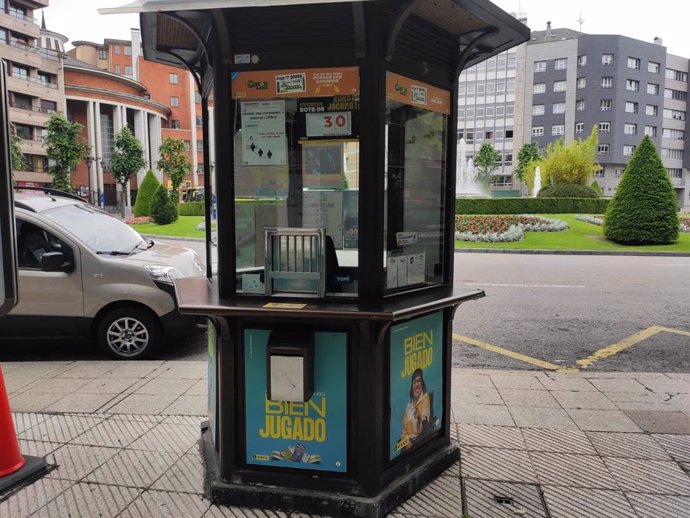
[[0, 12, 40, 39], [8, 103, 54, 126], [1, 40, 42, 68], [18, 136, 46, 155], [13, 170, 52, 185], [670, 176, 685, 188], [7, 75, 59, 100]]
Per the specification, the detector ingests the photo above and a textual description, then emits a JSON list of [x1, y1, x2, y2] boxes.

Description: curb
[[455, 248, 690, 257]]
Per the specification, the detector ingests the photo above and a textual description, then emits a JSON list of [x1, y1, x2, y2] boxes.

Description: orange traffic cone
[[0, 365, 49, 496]]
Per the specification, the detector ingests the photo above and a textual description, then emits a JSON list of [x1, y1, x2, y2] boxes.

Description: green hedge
[[178, 201, 205, 216], [456, 197, 609, 214]]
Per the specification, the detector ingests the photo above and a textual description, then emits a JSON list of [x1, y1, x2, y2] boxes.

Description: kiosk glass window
[[231, 67, 360, 297], [384, 72, 449, 293]]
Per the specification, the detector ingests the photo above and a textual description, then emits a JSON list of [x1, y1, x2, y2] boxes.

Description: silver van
[[0, 189, 206, 359]]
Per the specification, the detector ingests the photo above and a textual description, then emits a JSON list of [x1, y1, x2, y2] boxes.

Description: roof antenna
[[576, 12, 585, 32]]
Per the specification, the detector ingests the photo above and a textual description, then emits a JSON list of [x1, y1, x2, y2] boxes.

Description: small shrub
[[178, 201, 205, 216], [150, 185, 178, 225], [133, 170, 161, 217], [590, 181, 603, 196], [456, 197, 609, 214], [538, 183, 599, 198]]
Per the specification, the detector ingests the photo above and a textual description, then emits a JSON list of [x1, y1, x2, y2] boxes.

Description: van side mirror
[[40, 251, 69, 272]]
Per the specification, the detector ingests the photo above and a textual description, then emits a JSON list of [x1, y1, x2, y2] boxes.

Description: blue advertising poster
[[207, 318, 218, 448], [389, 311, 443, 460], [245, 330, 347, 472]]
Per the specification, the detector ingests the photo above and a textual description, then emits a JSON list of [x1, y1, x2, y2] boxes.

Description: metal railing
[[8, 102, 57, 115], [8, 10, 37, 24], [264, 228, 326, 297]]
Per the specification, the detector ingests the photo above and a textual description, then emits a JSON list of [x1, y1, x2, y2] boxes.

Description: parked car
[[0, 188, 206, 359]]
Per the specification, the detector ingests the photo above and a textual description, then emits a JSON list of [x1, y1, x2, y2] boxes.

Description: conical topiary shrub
[[150, 184, 178, 225], [133, 170, 161, 217], [604, 135, 679, 244]]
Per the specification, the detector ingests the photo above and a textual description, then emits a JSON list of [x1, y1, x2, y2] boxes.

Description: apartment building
[[1, 0, 65, 187], [459, 22, 690, 210]]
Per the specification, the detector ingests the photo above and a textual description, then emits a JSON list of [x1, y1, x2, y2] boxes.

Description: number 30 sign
[[306, 111, 351, 137]]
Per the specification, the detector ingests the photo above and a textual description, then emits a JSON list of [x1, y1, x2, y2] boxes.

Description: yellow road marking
[[656, 326, 690, 338], [576, 326, 664, 368], [452, 333, 575, 372]]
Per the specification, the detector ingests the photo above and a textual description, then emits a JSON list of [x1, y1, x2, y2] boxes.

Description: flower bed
[[125, 216, 152, 225], [680, 215, 690, 233], [578, 214, 690, 233], [454, 215, 567, 242]]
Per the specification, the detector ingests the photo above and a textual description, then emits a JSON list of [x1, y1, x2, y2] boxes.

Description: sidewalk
[[1, 361, 689, 517]]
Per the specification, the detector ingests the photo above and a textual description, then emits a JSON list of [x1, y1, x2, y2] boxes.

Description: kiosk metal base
[[200, 422, 459, 518]]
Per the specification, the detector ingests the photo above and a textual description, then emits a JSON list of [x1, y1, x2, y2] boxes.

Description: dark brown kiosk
[[113, 1, 529, 516]]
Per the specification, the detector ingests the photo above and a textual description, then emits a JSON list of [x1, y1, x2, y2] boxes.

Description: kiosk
[[114, 1, 529, 516]]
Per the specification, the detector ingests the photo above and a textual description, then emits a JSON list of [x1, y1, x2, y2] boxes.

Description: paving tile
[[18, 414, 104, 443], [3, 361, 74, 378], [4, 374, 43, 394], [566, 409, 642, 432], [44, 392, 116, 413], [604, 391, 667, 403], [53, 362, 120, 379], [626, 493, 690, 518], [162, 395, 207, 416], [454, 386, 504, 405], [490, 374, 545, 390], [105, 393, 179, 414], [69, 416, 157, 448], [33, 482, 141, 518], [539, 375, 598, 392], [185, 379, 208, 396], [47, 443, 119, 481], [101, 361, 164, 379], [120, 489, 210, 517], [508, 406, 578, 430], [11, 412, 51, 433], [84, 449, 180, 488], [7, 391, 66, 412], [461, 446, 537, 483], [551, 390, 617, 410], [530, 451, 617, 489], [440, 460, 461, 479], [387, 472, 463, 517], [153, 361, 207, 379], [457, 423, 525, 450], [652, 434, 690, 462], [587, 431, 672, 460], [204, 503, 288, 517], [587, 378, 646, 392], [604, 457, 690, 495], [75, 378, 143, 394], [542, 486, 636, 518], [464, 480, 547, 517], [163, 415, 206, 427], [0, 477, 72, 517], [667, 393, 690, 413], [613, 401, 675, 412], [135, 377, 198, 395], [452, 403, 515, 426], [20, 377, 93, 395], [451, 371, 494, 388], [522, 428, 597, 455], [152, 453, 204, 494], [639, 378, 690, 394], [18, 438, 61, 458], [128, 422, 200, 453], [623, 410, 690, 434], [498, 388, 561, 408], [581, 372, 666, 379]]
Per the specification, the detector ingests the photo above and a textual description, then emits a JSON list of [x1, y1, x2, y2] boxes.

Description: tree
[[157, 137, 191, 202], [43, 113, 88, 193], [110, 127, 147, 218], [604, 135, 679, 245], [150, 184, 178, 225], [473, 143, 501, 192], [538, 126, 599, 186], [133, 170, 161, 217], [514, 143, 541, 183], [10, 123, 26, 173]]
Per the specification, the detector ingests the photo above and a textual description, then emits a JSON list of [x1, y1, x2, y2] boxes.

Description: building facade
[[459, 22, 690, 210]]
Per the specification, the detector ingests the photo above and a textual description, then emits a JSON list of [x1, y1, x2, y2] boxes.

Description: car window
[[16, 220, 73, 270], [40, 203, 146, 254]]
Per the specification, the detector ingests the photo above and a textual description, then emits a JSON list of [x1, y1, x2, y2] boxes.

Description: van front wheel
[[97, 308, 161, 360]]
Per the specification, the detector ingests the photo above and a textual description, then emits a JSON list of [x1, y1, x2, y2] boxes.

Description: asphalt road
[[2, 245, 689, 373]]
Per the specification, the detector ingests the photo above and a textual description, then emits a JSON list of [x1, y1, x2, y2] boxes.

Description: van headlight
[[144, 265, 181, 285]]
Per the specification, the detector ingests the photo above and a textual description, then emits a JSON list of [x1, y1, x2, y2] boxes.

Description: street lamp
[[85, 156, 95, 204]]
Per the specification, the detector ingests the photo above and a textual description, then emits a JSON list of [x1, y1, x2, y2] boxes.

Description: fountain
[[533, 165, 542, 197], [455, 138, 487, 198]]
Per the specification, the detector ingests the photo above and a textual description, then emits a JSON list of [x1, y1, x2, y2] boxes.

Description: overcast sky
[[44, 0, 689, 57]]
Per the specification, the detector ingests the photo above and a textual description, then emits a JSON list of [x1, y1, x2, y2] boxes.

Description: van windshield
[[42, 204, 147, 254]]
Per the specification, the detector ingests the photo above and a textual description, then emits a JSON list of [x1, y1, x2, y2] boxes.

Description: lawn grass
[[455, 214, 690, 253], [130, 215, 206, 238]]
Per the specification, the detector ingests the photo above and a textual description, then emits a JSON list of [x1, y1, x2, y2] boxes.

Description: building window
[[466, 108, 474, 118], [496, 82, 505, 93], [577, 55, 587, 67], [627, 57, 640, 70], [124, 65, 133, 76], [506, 129, 514, 141], [467, 84, 475, 95], [552, 102, 566, 114], [534, 61, 546, 72], [594, 168, 605, 178], [598, 144, 610, 155], [40, 100, 57, 113], [169, 73, 178, 84], [662, 128, 685, 140], [532, 104, 545, 116], [601, 77, 613, 88], [626, 79, 639, 92], [124, 46, 132, 56], [623, 145, 636, 156], [487, 83, 495, 94], [602, 54, 614, 66], [668, 168, 683, 179], [644, 126, 657, 137], [98, 49, 107, 60], [476, 108, 484, 118], [183, 141, 191, 151], [477, 83, 486, 95], [662, 148, 684, 160], [506, 106, 514, 116], [532, 126, 544, 137], [664, 89, 688, 101], [486, 107, 494, 117], [114, 45, 120, 55], [11, 65, 29, 80], [553, 81, 566, 92], [665, 68, 689, 82], [508, 55, 516, 69], [599, 122, 611, 133], [14, 124, 31, 139], [600, 99, 612, 111], [647, 83, 659, 95], [197, 140, 204, 151], [114, 64, 121, 74], [171, 120, 181, 129], [195, 92, 202, 103], [648, 61, 660, 74], [196, 116, 203, 127], [646, 105, 658, 116], [554, 58, 567, 70], [576, 100, 585, 111], [625, 102, 638, 114], [533, 83, 546, 94], [504, 153, 513, 165], [552, 124, 565, 136], [507, 79, 515, 92], [170, 96, 180, 107], [496, 106, 504, 116], [624, 123, 637, 135], [663, 109, 686, 121], [37, 73, 52, 86], [575, 122, 584, 134], [577, 77, 586, 89]]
